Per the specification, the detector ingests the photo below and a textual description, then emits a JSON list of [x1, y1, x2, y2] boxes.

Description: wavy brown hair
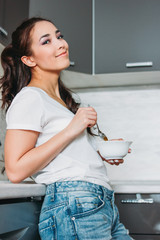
[[0, 17, 80, 114]]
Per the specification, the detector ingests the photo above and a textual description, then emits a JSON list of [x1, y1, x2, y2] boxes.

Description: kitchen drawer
[[131, 235, 160, 240], [115, 193, 160, 235]]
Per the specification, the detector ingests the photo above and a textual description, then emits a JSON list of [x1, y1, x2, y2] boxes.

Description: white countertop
[[1, 180, 160, 200], [0, 181, 46, 200], [110, 180, 160, 194]]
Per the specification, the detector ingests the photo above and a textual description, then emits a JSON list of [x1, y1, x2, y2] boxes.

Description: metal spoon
[[93, 123, 108, 141], [82, 103, 108, 141], [96, 123, 108, 141]]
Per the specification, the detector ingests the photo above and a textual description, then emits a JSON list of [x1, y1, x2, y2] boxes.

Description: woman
[[0, 17, 132, 239]]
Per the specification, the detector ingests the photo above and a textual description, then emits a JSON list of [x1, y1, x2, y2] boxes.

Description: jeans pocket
[[74, 193, 105, 218], [38, 216, 56, 240]]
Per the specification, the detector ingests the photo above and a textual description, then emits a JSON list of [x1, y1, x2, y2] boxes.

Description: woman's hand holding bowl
[[97, 138, 132, 166]]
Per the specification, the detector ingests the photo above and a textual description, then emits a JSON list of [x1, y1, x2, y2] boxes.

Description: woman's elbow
[[6, 169, 24, 183]]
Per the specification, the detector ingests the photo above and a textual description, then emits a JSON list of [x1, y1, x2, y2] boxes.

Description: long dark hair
[[0, 17, 80, 114]]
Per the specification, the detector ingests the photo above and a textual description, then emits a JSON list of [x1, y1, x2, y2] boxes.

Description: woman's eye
[[42, 39, 50, 45], [57, 34, 64, 40]]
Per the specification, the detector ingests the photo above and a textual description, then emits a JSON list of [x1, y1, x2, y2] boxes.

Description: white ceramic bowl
[[97, 140, 132, 159]]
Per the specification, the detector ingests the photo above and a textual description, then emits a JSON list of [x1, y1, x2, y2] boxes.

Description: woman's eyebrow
[[55, 29, 60, 34], [39, 33, 50, 41], [39, 30, 60, 41]]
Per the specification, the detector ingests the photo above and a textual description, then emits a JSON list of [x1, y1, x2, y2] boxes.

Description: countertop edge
[[1, 181, 160, 199], [0, 182, 46, 199], [111, 184, 160, 194]]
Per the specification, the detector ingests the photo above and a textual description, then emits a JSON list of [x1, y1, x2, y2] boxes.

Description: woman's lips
[[56, 51, 67, 58]]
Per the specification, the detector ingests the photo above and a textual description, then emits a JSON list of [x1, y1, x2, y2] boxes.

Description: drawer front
[[115, 193, 160, 234], [131, 235, 160, 240]]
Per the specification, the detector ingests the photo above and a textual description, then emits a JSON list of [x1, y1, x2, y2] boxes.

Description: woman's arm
[[5, 107, 97, 183]]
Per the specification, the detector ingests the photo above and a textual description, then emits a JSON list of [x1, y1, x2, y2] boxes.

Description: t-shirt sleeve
[[6, 90, 45, 132]]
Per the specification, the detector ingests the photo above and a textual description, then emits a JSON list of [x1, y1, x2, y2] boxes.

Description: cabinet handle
[[0, 26, 8, 37], [70, 61, 75, 66], [121, 193, 154, 204], [126, 61, 153, 68]]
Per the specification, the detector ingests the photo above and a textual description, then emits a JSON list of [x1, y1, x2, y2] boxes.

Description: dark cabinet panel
[[130, 236, 160, 240], [0, 198, 43, 239], [0, 0, 29, 46], [5, 0, 159, 75], [95, 0, 160, 74], [115, 193, 160, 238], [0, 0, 4, 26]]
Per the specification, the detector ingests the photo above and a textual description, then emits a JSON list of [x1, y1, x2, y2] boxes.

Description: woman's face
[[29, 21, 70, 73]]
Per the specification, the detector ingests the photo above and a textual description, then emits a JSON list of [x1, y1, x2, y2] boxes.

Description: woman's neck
[[28, 72, 67, 108], [28, 71, 60, 97]]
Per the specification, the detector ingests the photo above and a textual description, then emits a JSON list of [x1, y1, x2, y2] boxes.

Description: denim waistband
[[46, 181, 114, 199]]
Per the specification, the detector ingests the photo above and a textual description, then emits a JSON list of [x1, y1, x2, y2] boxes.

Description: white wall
[[77, 86, 160, 181]]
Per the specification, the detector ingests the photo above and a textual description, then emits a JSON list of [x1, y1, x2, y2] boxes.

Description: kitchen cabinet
[[115, 193, 160, 239], [30, 0, 160, 74], [95, 0, 160, 74], [0, 0, 29, 46], [0, 197, 43, 239], [0, 181, 46, 239]]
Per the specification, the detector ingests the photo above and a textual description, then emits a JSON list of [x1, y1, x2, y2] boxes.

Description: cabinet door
[[130, 235, 160, 240], [115, 193, 160, 235], [0, 0, 29, 46], [0, 199, 42, 239], [0, 0, 6, 44], [0, 0, 4, 26], [95, 0, 160, 74]]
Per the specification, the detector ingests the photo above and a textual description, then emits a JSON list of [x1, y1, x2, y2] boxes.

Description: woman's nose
[[55, 39, 65, 49]]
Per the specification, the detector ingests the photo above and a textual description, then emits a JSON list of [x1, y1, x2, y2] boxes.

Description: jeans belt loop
[[111, 191, 115, 209], [50, 183, 55, 201], [101, 186, 106, 200]]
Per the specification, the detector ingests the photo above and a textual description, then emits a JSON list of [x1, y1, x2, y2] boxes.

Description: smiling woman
[[22, 21, 70, 76], [0, 17, 133, 240]]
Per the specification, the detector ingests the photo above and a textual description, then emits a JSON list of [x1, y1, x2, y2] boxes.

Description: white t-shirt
[[6, 87, 111, 189]]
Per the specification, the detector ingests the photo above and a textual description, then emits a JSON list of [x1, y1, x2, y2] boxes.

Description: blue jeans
[[38, 181, 133, 240]]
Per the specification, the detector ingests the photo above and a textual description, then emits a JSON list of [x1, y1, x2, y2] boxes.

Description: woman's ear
[[21, 56, 36, 67]]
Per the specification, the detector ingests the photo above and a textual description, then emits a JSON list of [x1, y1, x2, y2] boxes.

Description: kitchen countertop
[[1, 180, 160, 200], [0, 181, 46, 200], [110, 180, 160, 194]]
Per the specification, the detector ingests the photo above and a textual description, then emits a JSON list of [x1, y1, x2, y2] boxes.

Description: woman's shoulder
[[17, 86, 44, 98], [12, 86, 45, 104], [6, 87, 45, 131], [7, 87, 44, 113]]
